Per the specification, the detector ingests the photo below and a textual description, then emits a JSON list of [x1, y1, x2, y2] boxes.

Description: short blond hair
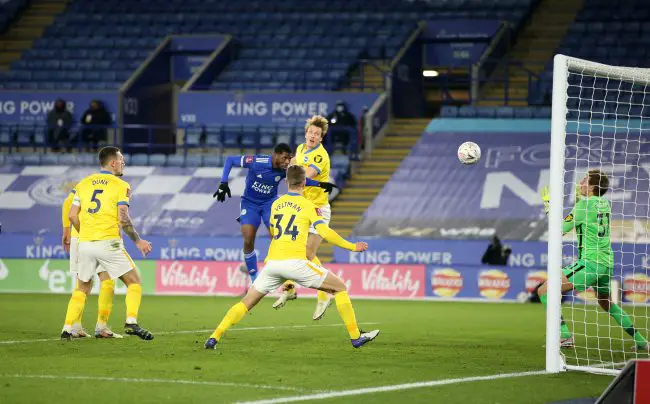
[[304, 115, 329, 138], [287, 165, 306, 187]]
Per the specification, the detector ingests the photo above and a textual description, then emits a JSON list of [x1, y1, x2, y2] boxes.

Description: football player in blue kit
[[214, 143, 337, 282]]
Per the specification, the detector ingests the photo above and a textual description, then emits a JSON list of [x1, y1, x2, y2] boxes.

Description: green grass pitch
[[0, 294, 625, 403]]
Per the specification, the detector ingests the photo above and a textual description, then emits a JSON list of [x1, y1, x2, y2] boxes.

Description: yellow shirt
[[266, 192, 354, 261], [294, 143, 330, 207], [72, 171, 131, 242], [61, 191, 78, 237]]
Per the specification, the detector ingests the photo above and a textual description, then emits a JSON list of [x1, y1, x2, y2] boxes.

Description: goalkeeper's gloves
[[541, 186, 550, 215], [318, 182, 339, 194], [213, 182, 231, 202]]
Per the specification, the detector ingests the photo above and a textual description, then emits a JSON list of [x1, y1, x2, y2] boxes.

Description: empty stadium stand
[[0, 0, 536, 91], [530, 0, 650, 105]]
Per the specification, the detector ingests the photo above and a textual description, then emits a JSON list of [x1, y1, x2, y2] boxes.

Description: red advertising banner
[[155, 261, 426, 299]]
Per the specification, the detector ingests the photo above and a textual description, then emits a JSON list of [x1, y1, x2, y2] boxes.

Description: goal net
[[547, 54, 650, 375]]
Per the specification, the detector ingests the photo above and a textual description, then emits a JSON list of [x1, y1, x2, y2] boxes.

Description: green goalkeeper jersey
[[562, 196, 614, 268]]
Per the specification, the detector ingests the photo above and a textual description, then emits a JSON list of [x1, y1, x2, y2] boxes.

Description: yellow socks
[[97, 279, 115, 326], [64, 290, 87, 330], [73, 281, 85, 324], [334, 291, 361, 339], [311, 256, 330, 303], [210, 302, 248, 341], [125, 283, 142, 324]]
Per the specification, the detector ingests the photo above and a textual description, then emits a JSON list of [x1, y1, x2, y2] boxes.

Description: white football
[[457, 141, 481, 165]]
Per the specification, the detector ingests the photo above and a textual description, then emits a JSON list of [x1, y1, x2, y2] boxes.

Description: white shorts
[[77, 239, 135, 282], [69, 237, 101, 275], [309, 204, 331, 235], [252, 259, 329, 294]]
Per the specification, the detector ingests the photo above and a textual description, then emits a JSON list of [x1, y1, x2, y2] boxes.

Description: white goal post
[[547, 54, 650, 376]]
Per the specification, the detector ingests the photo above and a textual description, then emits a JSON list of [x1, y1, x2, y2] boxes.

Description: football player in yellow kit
[[61, 182, 119, 338], [61, 146, 153, 341], [205, 166, 379, 349], [272, 115, 335, 320]]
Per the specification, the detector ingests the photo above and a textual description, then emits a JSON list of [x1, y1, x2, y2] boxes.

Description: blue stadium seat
[[57, 154, 79, 165], [7, 153, 27, 165], [23, 154, 41, 165], [331, 154, 350, 172], [40, 154, 58, 165], [440, 106, 459, 118], [184, 154, 202, 167], [149, 154, 166, 166], [514, 107, 534, 118], [496, 107, 515, 118], [131, 154, 149, 166], [166, 154, 185, 167], [202, 154, 222, 167], [458, 106, 478, 118], [477, 107, 497, 118], [80, 153, 96, 165]]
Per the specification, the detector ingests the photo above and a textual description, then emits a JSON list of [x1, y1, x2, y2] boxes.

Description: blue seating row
[[0, 152, 352, 172], [440, 106, 552, 119], [0, 81, 120, 90]]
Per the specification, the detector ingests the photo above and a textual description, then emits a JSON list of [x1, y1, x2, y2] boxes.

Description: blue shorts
[[238, 198, 274, 229]]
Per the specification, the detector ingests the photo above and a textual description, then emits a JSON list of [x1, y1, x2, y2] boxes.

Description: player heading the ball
[[213, 143, 338, 283]]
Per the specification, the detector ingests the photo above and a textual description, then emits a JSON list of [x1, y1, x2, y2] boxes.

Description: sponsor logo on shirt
[[314, 155, 323, 163], [251, 181, 274, 194]]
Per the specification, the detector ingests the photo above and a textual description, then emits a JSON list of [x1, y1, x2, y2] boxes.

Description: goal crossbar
[[564, 56, 650, 85]]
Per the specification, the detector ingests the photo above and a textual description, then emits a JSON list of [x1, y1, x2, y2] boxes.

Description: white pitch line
[[0, 374, 306, 392], [0, 322, 380, 345], [235, 370, 548, 404]]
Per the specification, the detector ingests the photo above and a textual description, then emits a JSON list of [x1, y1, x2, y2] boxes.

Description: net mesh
[[561, 59, 650, 372]]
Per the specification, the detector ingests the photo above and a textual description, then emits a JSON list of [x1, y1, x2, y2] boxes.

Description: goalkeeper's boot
[[351, 329, 380, 348], [124, 323, 154, 340], [272, 284, 297, 309], [560, 336, 575, 348], [70, 323, 90, 338], [204, 338, 219, 350], [95, 325, 123, 339], [632, 343, 649, 354], [60, 330, 73, 341], [312, 294, 332, 321]]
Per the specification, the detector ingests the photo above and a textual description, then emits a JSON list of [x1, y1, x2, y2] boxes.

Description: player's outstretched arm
[[542, 185, 584, 235], [314, 223, 367, 252], [214, 156, 245, 202], [305, 178, 338, 194], [118, 205, 152, 256], [541, 186, 550, 215]]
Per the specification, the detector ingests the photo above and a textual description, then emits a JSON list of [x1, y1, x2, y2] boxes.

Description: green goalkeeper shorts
[[562, 259, 612, 295]]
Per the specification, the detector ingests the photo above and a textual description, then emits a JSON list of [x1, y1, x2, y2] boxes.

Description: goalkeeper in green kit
[[538, 169, 648, 351]]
